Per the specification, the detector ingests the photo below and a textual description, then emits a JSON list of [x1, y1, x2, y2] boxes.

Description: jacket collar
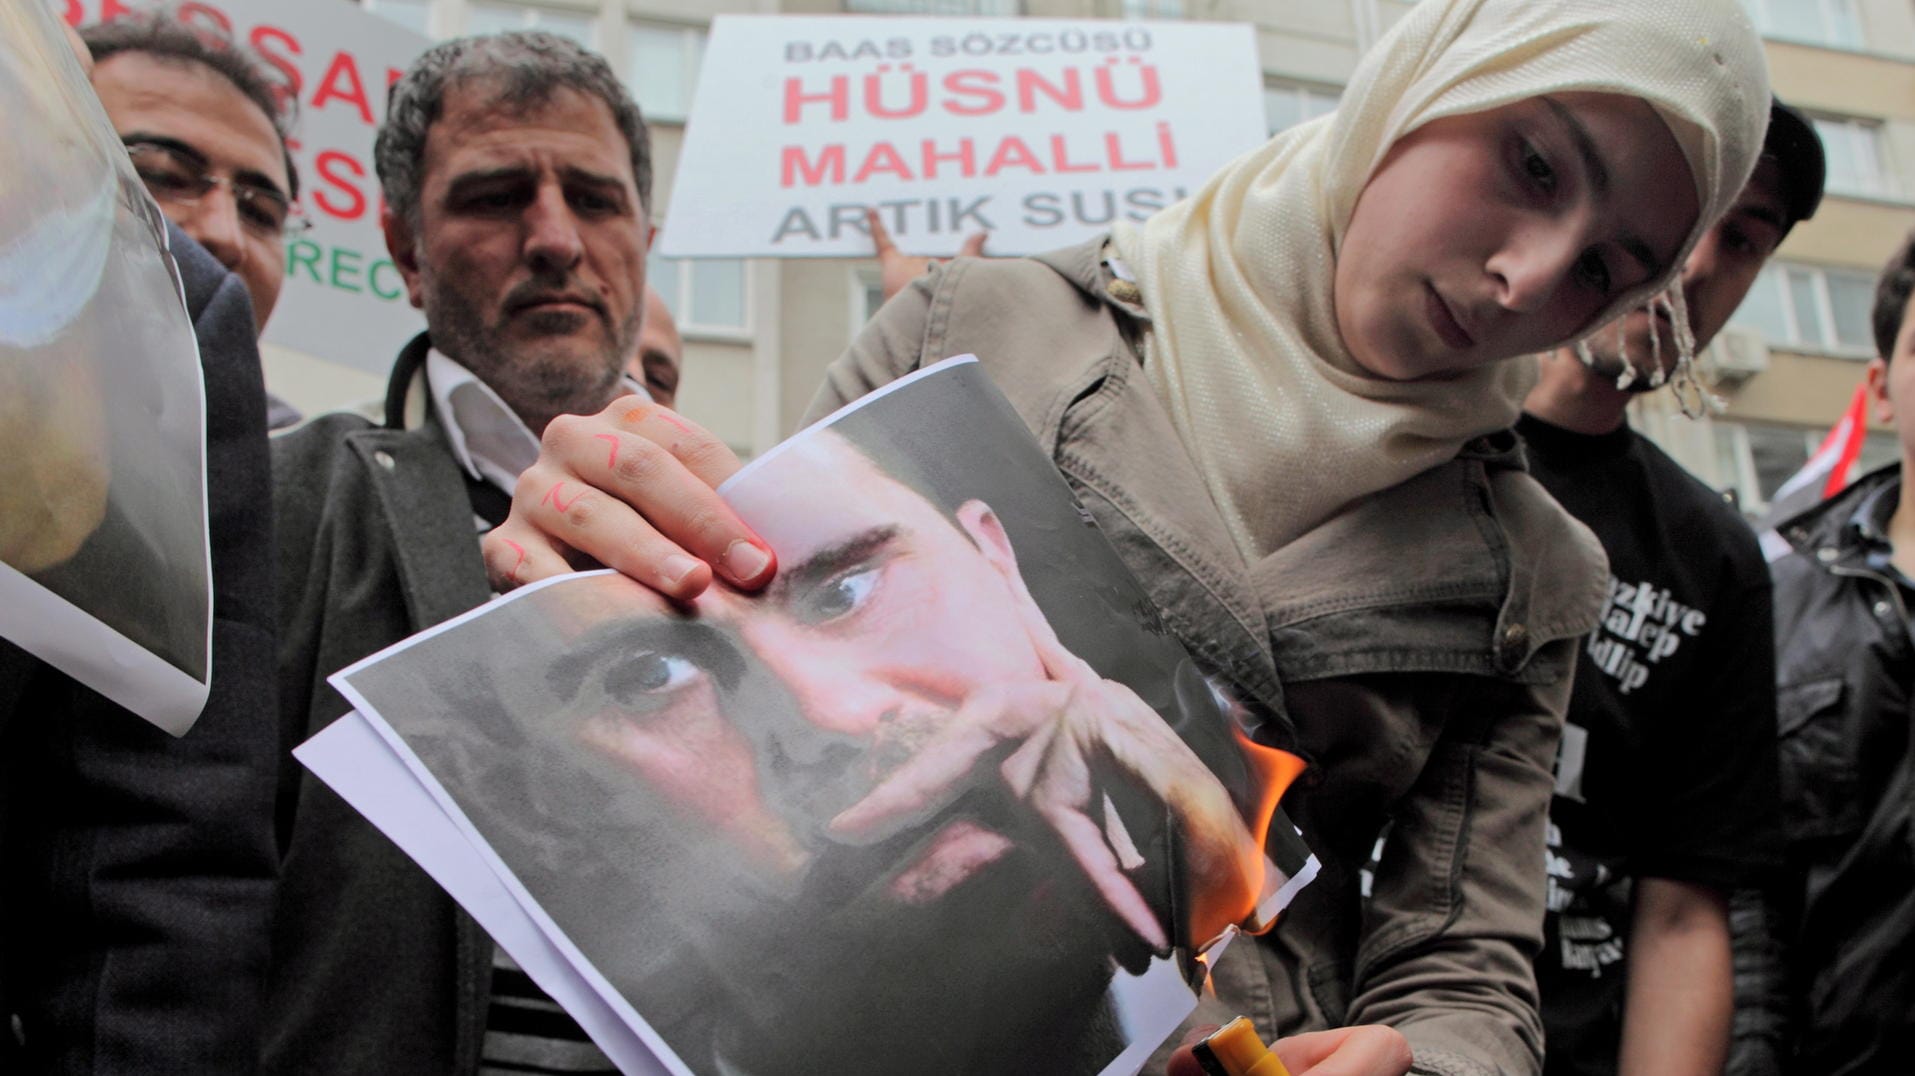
[[1032, 236, 1118, 310], [1781, 463, 1902, 565], [342, 333, 498, 631]]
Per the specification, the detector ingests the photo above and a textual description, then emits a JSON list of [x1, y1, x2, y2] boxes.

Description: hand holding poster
[[658, 17, 1266, 258], [306, 358, 1316, 1074], [0, 0, 211, 733]]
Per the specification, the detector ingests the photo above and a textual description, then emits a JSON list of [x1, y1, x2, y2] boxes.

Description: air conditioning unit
[[1705, 325, 1771, 383]]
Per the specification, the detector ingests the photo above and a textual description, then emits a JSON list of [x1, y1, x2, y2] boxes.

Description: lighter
[[1190, 1016, 1293, 1076]]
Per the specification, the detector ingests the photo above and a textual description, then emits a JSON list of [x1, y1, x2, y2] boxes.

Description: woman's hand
[[1165, 1023, 1414, 1076]]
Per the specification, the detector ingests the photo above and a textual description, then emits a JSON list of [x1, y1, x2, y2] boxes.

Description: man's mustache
[[502, 278, 607, 318]]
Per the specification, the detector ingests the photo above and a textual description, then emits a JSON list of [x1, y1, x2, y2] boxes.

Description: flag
[[1761, 381, 1871, 534]]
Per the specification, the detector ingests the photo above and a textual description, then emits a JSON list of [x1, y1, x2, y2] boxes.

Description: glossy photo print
[[0, 1, 211, 733], [326, 359, 1314, 1075]]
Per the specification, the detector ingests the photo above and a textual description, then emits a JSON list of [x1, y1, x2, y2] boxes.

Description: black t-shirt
[[1517, 414, 1782, 1076]]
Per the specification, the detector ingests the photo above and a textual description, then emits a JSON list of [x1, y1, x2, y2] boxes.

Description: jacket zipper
[[1827, 562, 1913, 649]]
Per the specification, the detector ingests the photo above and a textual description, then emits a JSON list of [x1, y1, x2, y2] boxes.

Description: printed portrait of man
[[350, 365, 1298, 1075]]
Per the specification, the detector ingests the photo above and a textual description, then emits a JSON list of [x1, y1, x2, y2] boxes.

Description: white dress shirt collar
[[425, 349, 542, 497]]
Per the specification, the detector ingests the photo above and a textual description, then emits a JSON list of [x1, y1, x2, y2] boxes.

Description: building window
[[1813, 115, 1897, 199], [627, 22, 705, 124], [1711, 421, 1811, 511], [844, 0, 1023, 15], [1729, 262, 1878, 356], [1264, 81, 1339, 136], [466, 2, 596, 47], [362, 0, 429, 34], [853, 269, 887, 332], [1117, 0, 1186, 17], [649, 249, 749, 334], [1744, 0, 1863, 50], [1711, 420, 1896, 511]]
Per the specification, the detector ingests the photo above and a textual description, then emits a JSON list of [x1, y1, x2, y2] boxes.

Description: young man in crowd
[[1516, 100, 1825, 1076], [3, 12, 279, 1071], [80, 11, 306, 427], [265, 31, 673, 1074], [1731, 232, 1915, 1075]]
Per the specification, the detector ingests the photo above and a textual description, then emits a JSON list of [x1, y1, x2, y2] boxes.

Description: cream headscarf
[[1111, 0, 1769, 560]]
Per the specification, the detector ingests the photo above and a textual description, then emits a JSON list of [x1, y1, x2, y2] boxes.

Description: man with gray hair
[[265, 31, 656, 1073]]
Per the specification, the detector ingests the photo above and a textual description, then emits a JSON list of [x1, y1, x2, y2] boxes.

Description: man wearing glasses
[[81, 14, 304, 414]]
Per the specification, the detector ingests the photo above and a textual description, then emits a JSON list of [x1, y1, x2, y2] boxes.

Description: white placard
[[67, 0, 431, 376], [659, 15, 1266, 258]]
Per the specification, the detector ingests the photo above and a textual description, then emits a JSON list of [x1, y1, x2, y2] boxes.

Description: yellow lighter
[[1190, 1016, 1294, 1076]]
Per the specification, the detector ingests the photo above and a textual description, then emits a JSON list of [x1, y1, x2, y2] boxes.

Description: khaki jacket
[[804, 238, 1608, 1076]]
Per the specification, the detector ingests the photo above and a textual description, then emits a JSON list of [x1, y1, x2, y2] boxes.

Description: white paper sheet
[[304, 355, 1318, 1075], [295, 711, 672, 1075]]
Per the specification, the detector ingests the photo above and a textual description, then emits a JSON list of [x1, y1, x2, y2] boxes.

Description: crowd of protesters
[[1, 0, 1910, 1074]]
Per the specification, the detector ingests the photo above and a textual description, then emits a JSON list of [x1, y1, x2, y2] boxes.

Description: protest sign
[[306, 357, 1316, 1074], [658, 16, 1265, 258], [0, 0, 211, 733], [65, 0, 430, 376]]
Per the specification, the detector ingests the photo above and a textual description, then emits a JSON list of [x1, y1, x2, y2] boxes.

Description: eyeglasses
[[123, 139, 311, 239]]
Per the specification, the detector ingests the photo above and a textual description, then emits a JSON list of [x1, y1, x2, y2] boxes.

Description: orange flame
[[1230, 726, 1306, 936]]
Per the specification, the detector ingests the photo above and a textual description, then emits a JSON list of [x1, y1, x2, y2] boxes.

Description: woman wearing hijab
[[485, 0, 1772, 1071]]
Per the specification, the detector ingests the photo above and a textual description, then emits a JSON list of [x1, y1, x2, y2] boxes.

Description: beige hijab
[[1111, 0, 1770, 559]]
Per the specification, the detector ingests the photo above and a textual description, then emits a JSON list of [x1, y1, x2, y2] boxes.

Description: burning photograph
[[336, 359, 1311, 1075]]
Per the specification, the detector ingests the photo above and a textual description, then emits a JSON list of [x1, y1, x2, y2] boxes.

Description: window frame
[[842, 0, 1024, 15], [1263, 78, 1341, 137], [362, 0, 431, 34], [850, 267, 887, 338], [1811, 113, 1897, 201], [1732, 261, 1879, 359], [462, 0, 600, 47], [1113, 0, 1188, 18], [1711, 420, 1821, 514], [1744, 0, 1865, 51], [625, 19, 706, 125], [649, 244, 754, 341]]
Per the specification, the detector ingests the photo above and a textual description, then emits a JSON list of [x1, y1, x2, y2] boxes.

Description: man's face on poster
[[548, 433, 1056, 883], [533, 433, 1144, 1058]]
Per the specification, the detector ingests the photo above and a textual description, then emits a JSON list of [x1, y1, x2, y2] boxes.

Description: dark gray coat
[[262, 334, 496, 1075], [1730, 465, 1915, 1076], [1, 224, 278, 1074]]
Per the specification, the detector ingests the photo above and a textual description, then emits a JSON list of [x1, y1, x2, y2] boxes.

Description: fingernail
[[662, 553, 702, 589], [724, 540, 772, 582], [827, 803, 871, 839]]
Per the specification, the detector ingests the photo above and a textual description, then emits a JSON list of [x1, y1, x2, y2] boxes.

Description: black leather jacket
[[1730, 464, 1915, 1076]]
